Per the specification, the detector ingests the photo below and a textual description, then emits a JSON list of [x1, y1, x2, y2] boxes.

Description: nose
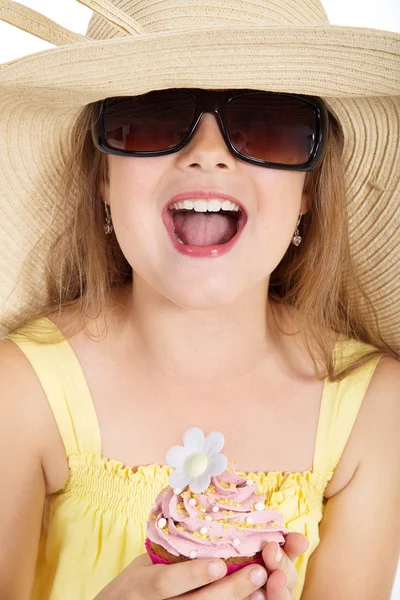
[[175, 112, 237, 170]]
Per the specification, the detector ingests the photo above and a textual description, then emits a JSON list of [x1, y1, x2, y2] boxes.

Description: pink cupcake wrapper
[[145, 538, 264, 574]]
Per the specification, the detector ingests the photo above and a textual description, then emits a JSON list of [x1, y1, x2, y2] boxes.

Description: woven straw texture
[[0, 0, 399, 347]]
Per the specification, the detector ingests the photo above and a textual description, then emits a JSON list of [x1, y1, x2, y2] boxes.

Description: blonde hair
[[7, 100, 399, 381]]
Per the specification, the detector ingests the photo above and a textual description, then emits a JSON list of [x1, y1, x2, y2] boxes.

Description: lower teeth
[[172, 229, 184, 244]]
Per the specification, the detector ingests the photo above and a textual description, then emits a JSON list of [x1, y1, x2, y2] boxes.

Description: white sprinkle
[[233, 538, 241, 546], [151, 503, 157, 510], [157, 517, 167, 529], [174, 488, 183, 495], [200, 508, 206, 513], [205, 515, 213, 521], [189, 550, 197, 559], [246, 479, 254, 486], [212, 506, 220, 513], [254, 502, 265, 511], [246, 516, 254, 524], [189, 498, 197, 506], [200, 527, 208, 534]]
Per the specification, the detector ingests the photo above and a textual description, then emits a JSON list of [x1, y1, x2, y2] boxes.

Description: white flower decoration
[[166, 427, 228, 494]]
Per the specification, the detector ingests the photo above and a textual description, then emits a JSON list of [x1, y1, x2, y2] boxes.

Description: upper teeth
[[169, 199, 242, 213]]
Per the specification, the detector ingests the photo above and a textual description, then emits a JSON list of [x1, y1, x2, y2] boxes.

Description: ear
[[300, 190, 311, 215], [99, 157, 110, 204], [300, 173, 311, 215]]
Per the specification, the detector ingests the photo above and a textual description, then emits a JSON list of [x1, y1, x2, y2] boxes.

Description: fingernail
[[273, 542, 283, 562], [250, 567, 267, 586], [207, 560, 225, 578], [250, 591, 265, 600]]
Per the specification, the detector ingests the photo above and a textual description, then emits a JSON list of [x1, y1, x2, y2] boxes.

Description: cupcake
[[145, 427, 288, 574]]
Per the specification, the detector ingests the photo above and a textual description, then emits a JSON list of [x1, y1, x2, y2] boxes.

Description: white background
[[0, 2, 399, 598]]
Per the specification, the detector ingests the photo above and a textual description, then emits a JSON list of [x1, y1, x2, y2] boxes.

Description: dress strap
[[313, 339, 382, 473], [5, 317, 101, 457]]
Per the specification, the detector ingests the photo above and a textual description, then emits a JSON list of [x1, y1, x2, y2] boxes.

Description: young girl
[[0, 1, 399, 599]]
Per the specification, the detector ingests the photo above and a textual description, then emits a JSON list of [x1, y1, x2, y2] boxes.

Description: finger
[[177, 564, 268, 600], [281, 532, 310, 561], [266, 569, 292, 600], [244, 589, 267, 600], [261, 543, 297, 592], [137, 557, 227, 599]]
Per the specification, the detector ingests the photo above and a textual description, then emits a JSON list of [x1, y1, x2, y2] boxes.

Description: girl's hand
[[94, 551, 269, 599], [257, 532, 310, 599]]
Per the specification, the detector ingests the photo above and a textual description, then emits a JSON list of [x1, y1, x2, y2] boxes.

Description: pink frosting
[[146, 462, 288, 560]]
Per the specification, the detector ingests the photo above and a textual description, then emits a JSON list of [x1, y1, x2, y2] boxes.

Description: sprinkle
[[200, 527, 208, 534], [174, 488, 183, 495], [200, 508, 206, 513], [233, 538, 240, 546], [246, 516, 254, 524], [212, 505, 220, 513], [189, 550, 197, 559], [230, 483, 236, 489], [157, 517, 167, 529], [246, 479, 254, 486], [189, 499, 197, 506], [254, 502, 265, 511], [205, 515, 213, 521]]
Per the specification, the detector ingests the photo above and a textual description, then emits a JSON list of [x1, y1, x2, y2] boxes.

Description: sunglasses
[[91, 88, 329, 171]]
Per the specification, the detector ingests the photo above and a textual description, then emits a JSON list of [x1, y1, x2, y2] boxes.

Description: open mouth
[[167, 207, 247, 247]]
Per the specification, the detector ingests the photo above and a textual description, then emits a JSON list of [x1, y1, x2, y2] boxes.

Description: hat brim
[[1, 25, 399, 105]]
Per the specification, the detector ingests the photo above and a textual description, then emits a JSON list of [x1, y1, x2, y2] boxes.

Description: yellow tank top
[[5, 317, 382, 600]]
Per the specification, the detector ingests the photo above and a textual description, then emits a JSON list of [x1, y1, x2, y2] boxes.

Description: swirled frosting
[[146, 461, 288, 559]]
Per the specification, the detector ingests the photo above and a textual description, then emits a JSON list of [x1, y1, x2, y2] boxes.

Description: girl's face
[[102, 112, 310, 309]]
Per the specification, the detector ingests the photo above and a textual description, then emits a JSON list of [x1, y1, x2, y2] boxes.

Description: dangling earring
[[104, 201, 113, 235], [291, 214, 302, 246]]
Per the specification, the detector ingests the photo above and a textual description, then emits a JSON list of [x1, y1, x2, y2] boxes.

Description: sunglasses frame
[[91, 88, 330, 172]]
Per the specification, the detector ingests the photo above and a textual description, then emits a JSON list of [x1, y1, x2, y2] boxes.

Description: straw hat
[[0, 0, 399, 346]]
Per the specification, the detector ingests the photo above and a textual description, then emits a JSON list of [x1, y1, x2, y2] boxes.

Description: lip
[[163, 190, 248, 216], [162, 197, 248, 259]]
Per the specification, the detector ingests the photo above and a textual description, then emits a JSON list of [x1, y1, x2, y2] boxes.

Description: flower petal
[[207, 453, 228, 476], [183, 427, 205, 453], [203, 431, 225, 456], [165, 445, 189, 469], [169, 468, 191, 489], [189, 472, 211, 494]]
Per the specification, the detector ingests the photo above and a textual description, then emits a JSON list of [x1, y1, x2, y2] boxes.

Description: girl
[[0, 1, 399, 599]]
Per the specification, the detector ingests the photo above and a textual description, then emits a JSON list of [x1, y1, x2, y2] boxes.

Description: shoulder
[[0, 334, 70, 494], [325, 354, 400, 499]]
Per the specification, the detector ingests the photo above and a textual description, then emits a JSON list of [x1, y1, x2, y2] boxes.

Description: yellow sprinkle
[[161, 492, 166, 497], [230, 483, 236, 489], [176, 526, 184, 531], [220, 481, 229, 488]]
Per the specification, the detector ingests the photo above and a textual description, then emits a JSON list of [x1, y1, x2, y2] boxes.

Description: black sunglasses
[[91, 88, 329, 171]]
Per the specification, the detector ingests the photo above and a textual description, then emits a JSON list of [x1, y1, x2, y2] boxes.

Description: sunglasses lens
[[226, 93, 318, 165], [103, 90, 196, 152]]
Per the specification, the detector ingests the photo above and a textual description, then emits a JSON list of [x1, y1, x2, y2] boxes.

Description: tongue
[[173, 212, 238, 246]]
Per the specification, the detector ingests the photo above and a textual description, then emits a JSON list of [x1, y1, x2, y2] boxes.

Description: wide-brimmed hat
[[0, 0, 399, 346]]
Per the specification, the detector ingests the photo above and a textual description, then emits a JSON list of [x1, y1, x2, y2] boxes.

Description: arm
[[301, 356, 400, 600], [0, 340, 47, 600]]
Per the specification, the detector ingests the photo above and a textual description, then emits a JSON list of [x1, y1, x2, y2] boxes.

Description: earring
[[291, 214, 303, 246], [104, 201, 113, 235]]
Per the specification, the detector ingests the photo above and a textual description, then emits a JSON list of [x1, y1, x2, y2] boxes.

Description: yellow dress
[[5, 317, 382, 600]]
